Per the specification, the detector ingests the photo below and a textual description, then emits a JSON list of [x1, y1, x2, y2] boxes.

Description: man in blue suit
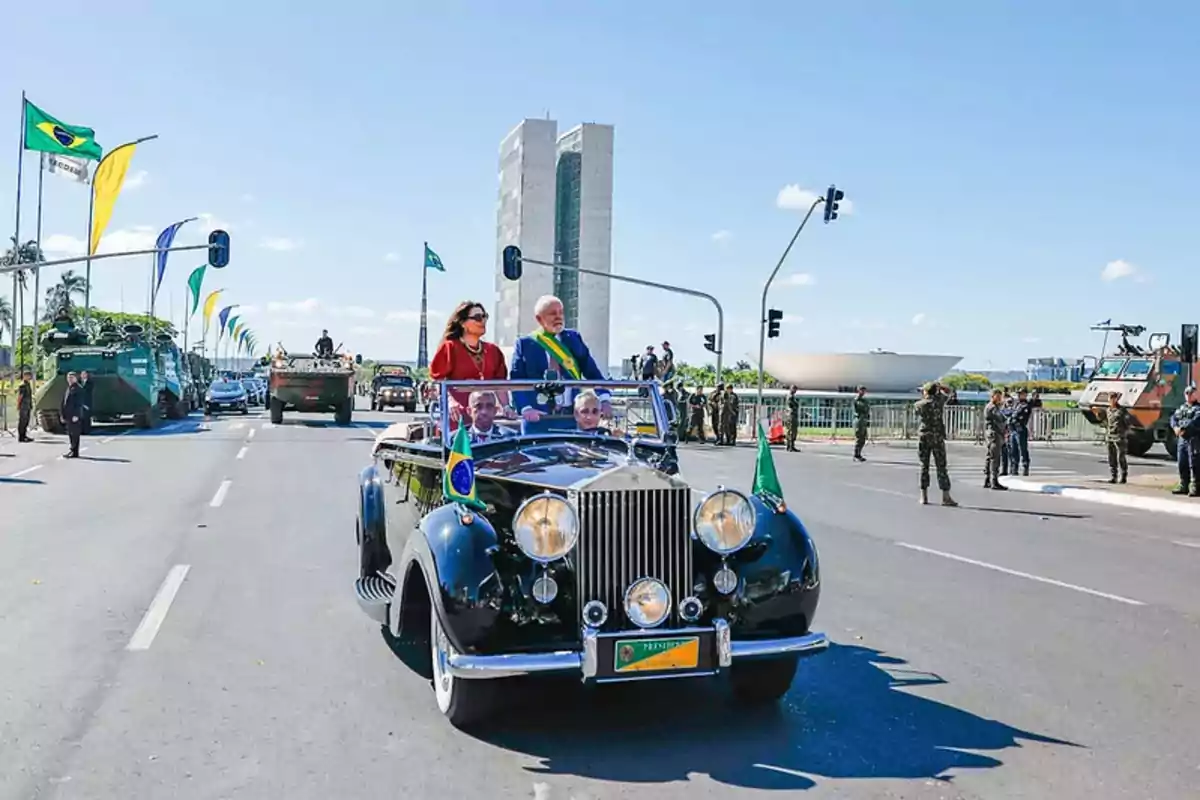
[[509, 295, 611, 422]]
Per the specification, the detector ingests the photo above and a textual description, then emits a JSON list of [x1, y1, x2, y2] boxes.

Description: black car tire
[[430, 602, 494, 729], [729, 654, 800, 704], [270, 397, 284, 425]]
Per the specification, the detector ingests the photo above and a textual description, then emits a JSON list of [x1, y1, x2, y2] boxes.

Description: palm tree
[[2, 238, 44, 354], [43, 269, 88, 320]]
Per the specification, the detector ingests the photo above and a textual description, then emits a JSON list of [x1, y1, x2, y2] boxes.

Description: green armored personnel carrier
[[267, 346, 360, 425], [34, 317, 190, 432], [1077, 323, 1200, 458]]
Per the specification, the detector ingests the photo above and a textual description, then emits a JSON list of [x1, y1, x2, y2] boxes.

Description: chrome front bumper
[[446, 619, 829, 680]]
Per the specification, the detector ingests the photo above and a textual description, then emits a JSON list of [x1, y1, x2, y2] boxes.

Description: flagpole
[[31, 152, 44, 381], [418, 241, 429, 368], [11, 91, 27, 376], [84, 134, 158, 329]]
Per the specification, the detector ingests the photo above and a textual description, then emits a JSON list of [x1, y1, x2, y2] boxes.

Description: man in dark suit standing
[[16, 368, 34, 442], [509, 295, 609, 421], [61, 371, 84, 458], [79, 369, 94, 435]]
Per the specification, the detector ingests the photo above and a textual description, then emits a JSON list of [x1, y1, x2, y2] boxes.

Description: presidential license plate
[[614, 636, 700, 673]]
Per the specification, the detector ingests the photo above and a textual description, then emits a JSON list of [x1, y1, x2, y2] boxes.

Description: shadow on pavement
[[0, 476, 45, 485], [477, 643, 1080, 791], [77, 455, 131, 463], [961, 505, 1089, 520]]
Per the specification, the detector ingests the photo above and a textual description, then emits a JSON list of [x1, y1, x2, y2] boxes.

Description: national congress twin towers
[[493, 118, 614, 370]]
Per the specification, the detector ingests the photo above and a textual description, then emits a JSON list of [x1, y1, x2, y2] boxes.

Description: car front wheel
[[430, 602, 493, 729], [729, 654, 800, 704]]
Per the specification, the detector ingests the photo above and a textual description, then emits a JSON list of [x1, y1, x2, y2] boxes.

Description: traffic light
[[703, 333, 716, 352], [208, 229, 230, 268], [823, 185, 844, 223], [767, 309, 783, 338], [1182, 323, 1198, 363], [502, 245, 523, 280]]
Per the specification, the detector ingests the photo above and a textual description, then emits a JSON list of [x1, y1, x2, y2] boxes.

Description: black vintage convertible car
[[353, 378, 826, 727]]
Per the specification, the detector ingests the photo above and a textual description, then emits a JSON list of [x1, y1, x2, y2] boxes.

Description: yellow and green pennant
[[443, 425, 486, 510]]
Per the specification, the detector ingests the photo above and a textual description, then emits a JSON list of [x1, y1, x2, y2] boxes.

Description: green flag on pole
[[23, 100, 103, 160], [424, 244, 445, 272], [187, 265, 206, 316], [752, 422, 784, 502]]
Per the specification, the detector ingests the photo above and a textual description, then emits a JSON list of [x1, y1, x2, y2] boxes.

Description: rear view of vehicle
[[267, 351, 359, 425], [206, 378, 249, 415]]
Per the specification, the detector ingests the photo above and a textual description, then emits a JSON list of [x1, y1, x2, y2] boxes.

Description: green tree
[[43, 269, 88, 320]]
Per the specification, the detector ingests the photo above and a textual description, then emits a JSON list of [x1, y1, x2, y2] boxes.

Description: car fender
[[358, 465, 391, 577], [395, 504, 503, 654]]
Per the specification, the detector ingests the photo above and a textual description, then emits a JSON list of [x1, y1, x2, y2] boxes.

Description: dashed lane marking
[[209, 480, 232, 508], [1172, 540, 1200, 549], [896, 542, 1145, 606], [126, 565, 191, 651], [235, 446, 248, 460], [9, 465, 43, 478], [247, 428, 256, 440]]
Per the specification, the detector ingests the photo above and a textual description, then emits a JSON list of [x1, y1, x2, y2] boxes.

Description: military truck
[[267, 345, 361, 425], [1077, 323, 1200, 458], [34, 318, 188, 432], [368, 362, 417, 412]]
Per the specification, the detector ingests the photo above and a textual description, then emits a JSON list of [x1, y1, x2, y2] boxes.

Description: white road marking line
[[126, 565, 191, 651], [209, 480, 232, 507], [230, 422, 245, 430], [1172, 540, 1200, 549], [247, 428, 256, 439], [101, 436, 115, 444], [10, 465, 43, 478], [895, 542, 1145, 606], [235, 446, 248, 460]]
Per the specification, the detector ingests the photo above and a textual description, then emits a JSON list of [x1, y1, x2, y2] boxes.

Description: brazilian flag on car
[[444, 425, 487, 510]]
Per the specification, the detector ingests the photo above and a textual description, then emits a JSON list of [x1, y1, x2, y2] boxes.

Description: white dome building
[[762, 351, 962, 392]]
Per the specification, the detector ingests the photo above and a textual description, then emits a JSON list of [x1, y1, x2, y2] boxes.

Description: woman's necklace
[[462, 338, 485, 376]]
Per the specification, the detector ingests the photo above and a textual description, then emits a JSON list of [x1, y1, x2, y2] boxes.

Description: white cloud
[[41, 226, 158, 257], [781, 272, 816, 287], [385, 309, 420, 323], [776, 184, 854, 215], [260, 236, 301, 252], [41, 233, 86, 257], [332, 305, 375, 319], [911, 313, 927, 326], [267, 298, 320, 314], [234, 304, 260, 315], [1101, 259, 1139, 282], [711, 230, 732, 243], [383, 252, 400, 262], [781, 314, 804, 324], [123, 170, 148, 191], [196, 213, 232, 234], [350, 325, 384, 336]]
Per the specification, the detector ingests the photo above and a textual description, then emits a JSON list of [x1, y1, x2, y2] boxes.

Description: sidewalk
[[1002, 473, 1200, 519]]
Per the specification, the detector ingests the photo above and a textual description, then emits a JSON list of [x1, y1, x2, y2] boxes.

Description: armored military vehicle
[[267, 345, 361, 425], [1077, 323, 1200, 458], [34, 318, 189, 432], [368, 362, 417, 412]]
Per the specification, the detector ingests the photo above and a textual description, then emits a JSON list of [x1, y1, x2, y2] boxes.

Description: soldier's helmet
[[922, 381, 937, 394]]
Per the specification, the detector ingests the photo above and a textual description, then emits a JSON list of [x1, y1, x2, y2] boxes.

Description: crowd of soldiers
[[662, 382, 741, 445]]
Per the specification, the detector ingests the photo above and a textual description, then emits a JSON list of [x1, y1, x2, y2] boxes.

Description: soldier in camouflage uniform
[[785, 386, 800, 452], [676, 384, 691, 442], [852, 385, 869, 461], [1103, 391, 1130, 485], [1169, 385, 1199, 496], [687, 387, 707, 443], [914, 381, 958, 506], [721, 385, 740, 445], [983, 388, 1009, 490], [711, 384, 725, 445]]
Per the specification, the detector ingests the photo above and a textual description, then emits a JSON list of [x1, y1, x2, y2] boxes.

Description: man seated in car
[[467, 390, 513, 442], [509, 294, 611, 421], [573, 389, 609, 435]]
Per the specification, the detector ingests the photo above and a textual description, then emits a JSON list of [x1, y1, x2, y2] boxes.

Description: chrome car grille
[[573, 488, 694, 630]]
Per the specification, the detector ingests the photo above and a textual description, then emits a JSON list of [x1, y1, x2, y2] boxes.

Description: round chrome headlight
[[693, 489, 757, 555], [512, 493, 578, 563], [624, 577, 672, 629]]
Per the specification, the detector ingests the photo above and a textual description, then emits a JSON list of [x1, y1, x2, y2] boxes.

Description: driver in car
[[467, 391, 513, 442], [573, 389, 608, 435]]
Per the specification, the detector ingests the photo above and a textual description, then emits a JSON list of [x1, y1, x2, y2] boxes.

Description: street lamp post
[[84, 134, 158, 328], [755, 197, 824, 427]]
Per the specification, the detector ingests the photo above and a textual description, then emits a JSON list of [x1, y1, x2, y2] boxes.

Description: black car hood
[[474, 438, 686, 491]]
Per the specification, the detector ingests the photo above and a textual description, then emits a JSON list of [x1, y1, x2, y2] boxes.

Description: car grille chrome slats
[[573, 488, 693, 631]]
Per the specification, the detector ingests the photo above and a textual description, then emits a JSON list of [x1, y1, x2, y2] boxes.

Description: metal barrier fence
[[737, 397, 1099, 443]]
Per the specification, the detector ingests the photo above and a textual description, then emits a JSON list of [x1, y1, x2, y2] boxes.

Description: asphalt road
[[2, 403, 1197, 799]]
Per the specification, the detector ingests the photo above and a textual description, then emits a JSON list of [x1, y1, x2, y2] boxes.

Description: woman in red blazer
[[429, 301, 510, 424]]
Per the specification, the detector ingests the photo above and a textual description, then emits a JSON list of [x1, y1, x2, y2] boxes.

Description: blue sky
[[2, 2, 1197, 370]]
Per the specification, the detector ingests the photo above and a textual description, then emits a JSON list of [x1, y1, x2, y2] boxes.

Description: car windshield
[[378, 377, 413, 387], [1121, 359, 1153, 379], [434, 379, 671, 447], [1093, 358, 1127, 379]]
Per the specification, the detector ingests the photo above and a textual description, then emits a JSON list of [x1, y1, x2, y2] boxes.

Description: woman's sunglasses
[[466, 312, 489, 322]]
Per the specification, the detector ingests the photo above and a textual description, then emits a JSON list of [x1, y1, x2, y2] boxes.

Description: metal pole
[[0, 241, 211, 275], [32, 152, 44, 381], [11, 92, 27, 378], [83, 134, 158, 328], [518, 256, 726, 379], [418, 242, 429, 368], [756, 197, 823, 425]]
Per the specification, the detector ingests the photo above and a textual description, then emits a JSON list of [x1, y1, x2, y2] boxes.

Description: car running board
[[354, 575, 395, 624]]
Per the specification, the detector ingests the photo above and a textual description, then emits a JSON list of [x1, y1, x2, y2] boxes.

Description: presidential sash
[[530, 329, 582, 379]]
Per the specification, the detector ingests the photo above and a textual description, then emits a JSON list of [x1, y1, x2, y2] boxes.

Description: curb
[[1002, 477, 1200, 519]]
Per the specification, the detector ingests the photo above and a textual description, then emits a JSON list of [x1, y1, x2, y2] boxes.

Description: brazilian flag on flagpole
[[424, 243, 445, 272], [444, 425, 486, 510], [23, 100, 103, 160]]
